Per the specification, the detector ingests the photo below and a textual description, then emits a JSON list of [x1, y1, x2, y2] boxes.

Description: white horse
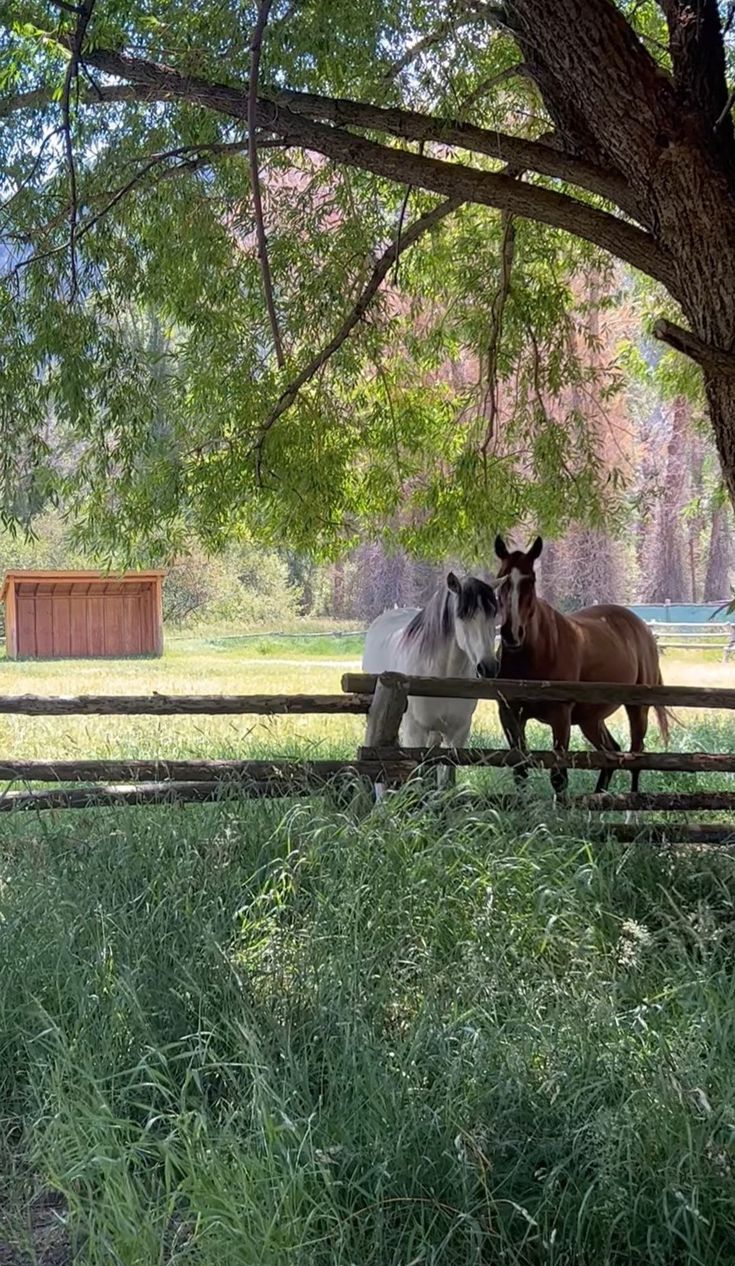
[[362, 573, 501, 784]]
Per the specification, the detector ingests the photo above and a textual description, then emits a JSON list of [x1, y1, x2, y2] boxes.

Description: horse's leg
[[578, 716, 621, 793], [372, 711, 424, 801], [439, 718, 472, 792], [499, 701, 528, 789], [427, 728, 452, 791], [625, 705, 649, 793], [550, 706, 572, 798]]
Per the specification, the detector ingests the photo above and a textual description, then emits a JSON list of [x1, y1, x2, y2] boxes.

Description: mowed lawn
[[0, 638, 368, 763], [0, 640, 735, 1263]]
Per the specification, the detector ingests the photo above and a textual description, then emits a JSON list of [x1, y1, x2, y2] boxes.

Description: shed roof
[[1, 569, 165, 600]]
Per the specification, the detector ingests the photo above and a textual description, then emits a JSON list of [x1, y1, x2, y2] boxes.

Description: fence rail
[[0, 676, 732, 845], [342, 671, 735, 710], [0, 692, 371, 716]]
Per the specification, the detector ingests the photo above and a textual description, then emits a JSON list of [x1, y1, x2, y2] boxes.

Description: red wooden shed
[[2, 570, 164, 659]]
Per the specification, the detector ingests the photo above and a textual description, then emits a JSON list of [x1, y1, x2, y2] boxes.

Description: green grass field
[[1, 641, 735, 1263]]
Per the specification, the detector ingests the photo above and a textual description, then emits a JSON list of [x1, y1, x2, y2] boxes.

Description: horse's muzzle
[[477, 659, 500, 679]]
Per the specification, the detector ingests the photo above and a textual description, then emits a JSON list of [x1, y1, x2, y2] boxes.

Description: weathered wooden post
[[364, 672, 408, 796]]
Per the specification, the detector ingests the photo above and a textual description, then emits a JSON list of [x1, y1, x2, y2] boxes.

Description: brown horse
[[494, 535, 670, 794]]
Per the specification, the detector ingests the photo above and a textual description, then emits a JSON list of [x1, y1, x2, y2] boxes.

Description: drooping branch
[[248, 0, 284, 369], [0, 125, 62, 214], [4, 138, 288, 280], [653, 318, 735, 378], [59, 0, 95, 298], [481, 211, 515, 455], [716, 86, 735, 132], [251, 196, 462, 477], [382, 2, 503, 80]]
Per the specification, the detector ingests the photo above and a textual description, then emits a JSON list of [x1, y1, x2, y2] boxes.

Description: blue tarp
[[628, 603, 733, 624]]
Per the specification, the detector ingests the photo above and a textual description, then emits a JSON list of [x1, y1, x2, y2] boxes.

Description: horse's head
[[494, 535, 543, 651], [446, 572, 501, 678]]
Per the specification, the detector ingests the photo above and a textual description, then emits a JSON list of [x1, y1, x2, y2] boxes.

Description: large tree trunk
[[685, 426, 705, 602], [703, 504, 732, 600], [643, 398, 690, 602], [705, 379, 735, 507], [507, 0, 735, 504]]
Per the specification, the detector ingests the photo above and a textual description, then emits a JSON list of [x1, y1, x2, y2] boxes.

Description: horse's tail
[[653, 666, 673, 747]]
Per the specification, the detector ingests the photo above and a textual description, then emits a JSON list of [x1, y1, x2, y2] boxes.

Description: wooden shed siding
[[3, 571, 164, 659], [53, 595, 72, 658], [34, 596, 54, 657], [70, 594, 88, 657], [17, 594, 36, 657]]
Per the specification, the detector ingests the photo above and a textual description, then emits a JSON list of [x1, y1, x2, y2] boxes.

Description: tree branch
[[0, 54, 637, 215], [251, 196, 462, 479], [0, 82, 161, 115], [480, 210, 515, 455], [2, 39, 671, 283], [248, 0, 284, 369], [30, 44, 667, 282], [660, 0, 733, 148], [258, 108, 672, 284], [653, 318, 735, 378], [459, 63, 528, 109], [60, 0, 95, 299], [265, 89, 637, 215]]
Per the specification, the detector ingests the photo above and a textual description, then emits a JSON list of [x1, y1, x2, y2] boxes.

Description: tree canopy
[[0, 0, 733, 563]]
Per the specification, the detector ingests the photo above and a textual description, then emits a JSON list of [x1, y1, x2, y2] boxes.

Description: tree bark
[[703, 502, 732, 600], [706, 378, 735, 509], [644, 397, 690, 603]]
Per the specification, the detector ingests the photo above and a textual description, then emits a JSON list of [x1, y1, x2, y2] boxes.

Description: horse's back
[[570, 604, 660, 685], [362, 607, 419, 673]]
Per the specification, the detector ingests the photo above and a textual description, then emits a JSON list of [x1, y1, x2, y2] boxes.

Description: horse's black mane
[[402, 576, 496, 652]]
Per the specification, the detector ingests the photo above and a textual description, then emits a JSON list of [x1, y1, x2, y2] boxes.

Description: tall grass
[[0, 648, 735, 1261], [0, 791, 734, 1263]]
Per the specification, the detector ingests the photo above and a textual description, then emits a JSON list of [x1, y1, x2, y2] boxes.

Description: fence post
[[364, 673, 408, 750]]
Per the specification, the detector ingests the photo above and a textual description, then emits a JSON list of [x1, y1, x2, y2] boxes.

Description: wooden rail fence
[[646, 621, 735, 655], [0, 676, 732, 845]]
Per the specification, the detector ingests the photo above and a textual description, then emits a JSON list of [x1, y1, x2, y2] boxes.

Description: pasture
[[1, 639, 735, 1263]]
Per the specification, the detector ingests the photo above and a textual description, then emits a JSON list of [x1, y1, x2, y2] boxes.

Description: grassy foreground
[[1, 646, 735, 1262], [0, 792, 735, 1264]]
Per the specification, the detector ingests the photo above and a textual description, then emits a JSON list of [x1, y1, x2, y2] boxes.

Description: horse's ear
[[528, 536, 543, 562], [494, 535, 509, 560], [446, 572, 462, 595]]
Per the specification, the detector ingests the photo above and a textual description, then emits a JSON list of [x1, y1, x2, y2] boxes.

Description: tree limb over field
[[1, 39, 672, 284], [0, 64, 637, 213]]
